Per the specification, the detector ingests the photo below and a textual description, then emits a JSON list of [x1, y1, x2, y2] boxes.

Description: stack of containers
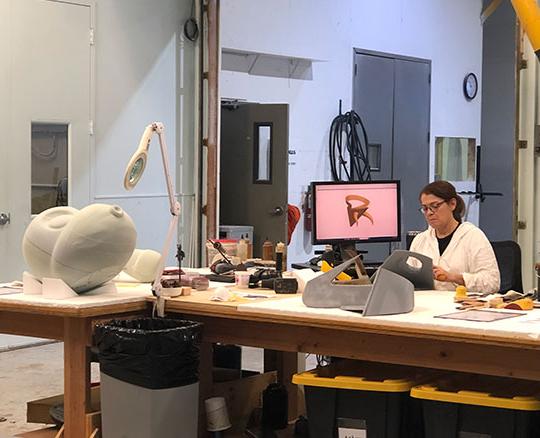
[[292, 360, 428, 438], [411, 373, 540, 438], [295, 359, 540, 438]]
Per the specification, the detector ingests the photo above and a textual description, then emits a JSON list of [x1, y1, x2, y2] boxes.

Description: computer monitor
[[311, 180, 401, 245]]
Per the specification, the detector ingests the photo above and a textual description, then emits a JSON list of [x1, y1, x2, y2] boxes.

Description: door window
[[254, 123, 272, 183], [31, 122, 68, 214]]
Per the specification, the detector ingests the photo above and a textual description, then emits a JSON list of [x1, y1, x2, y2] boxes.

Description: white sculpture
[[124, 249, 162, 283], [22, 204, 137, 293]]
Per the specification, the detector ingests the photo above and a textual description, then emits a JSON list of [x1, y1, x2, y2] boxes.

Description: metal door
[[0, 0, 91, 350], [0, 1, 91, 350], [392, 59, 431, 243], [352, 53, 395, 262], [220, 103, 289, 257], [353, 51, 430, 262], [0, 0, 91, 283], [0, 0, 90, 281]]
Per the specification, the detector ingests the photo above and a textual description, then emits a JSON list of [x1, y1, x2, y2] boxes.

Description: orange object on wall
[[287, 204, 301, 244]]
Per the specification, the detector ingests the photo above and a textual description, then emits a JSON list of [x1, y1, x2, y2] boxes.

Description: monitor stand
[[335, 243, 368, 277]]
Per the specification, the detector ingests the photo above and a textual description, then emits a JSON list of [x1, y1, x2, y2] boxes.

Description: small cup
[[234, 271, 251, 289], [205, 397, 231, 432]]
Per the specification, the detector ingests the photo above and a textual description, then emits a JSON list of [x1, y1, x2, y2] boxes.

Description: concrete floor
[[0, 343, 314, 437], [0, 342, 101, 437]]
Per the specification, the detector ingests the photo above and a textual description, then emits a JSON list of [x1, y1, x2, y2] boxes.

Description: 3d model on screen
[[22, 204, 137, 293], [345, 194, 374, 226]]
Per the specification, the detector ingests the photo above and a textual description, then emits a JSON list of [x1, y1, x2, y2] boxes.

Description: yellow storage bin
[[411, 374, 540, 438], [292, 360, 427, 438]]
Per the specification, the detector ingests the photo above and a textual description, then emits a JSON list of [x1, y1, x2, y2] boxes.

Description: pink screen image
[[314, 183, 399, 241]]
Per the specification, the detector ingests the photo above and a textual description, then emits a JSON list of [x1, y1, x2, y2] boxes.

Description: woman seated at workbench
[[410, 180, 500, 293]]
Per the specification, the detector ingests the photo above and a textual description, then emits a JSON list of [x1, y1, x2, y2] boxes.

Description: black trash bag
[[94, 317, 203, 390]]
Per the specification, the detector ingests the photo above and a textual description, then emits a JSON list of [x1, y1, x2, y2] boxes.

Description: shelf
[[222, 47, 324, 80]]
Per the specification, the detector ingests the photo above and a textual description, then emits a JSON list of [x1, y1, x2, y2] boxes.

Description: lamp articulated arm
[[124, 122, 180, 307]]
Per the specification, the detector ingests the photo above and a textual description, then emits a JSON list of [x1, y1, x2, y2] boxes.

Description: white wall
[[220, 0, 483, 265], [93, 0, 197, 265]]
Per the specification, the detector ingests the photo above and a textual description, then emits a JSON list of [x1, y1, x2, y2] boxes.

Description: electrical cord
[[329, 106, 371, 182], [32, 134, 58, 160]]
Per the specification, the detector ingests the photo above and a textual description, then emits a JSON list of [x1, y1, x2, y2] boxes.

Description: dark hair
[[419, 180, 465, 222]]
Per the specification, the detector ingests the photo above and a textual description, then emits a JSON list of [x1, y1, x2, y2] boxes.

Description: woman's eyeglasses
[[419, 200, 446, 214]]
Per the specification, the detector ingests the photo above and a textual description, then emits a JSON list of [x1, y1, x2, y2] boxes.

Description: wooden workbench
[[162, 289, 540, 421], [4, 286, 540, 436], [0, 288, 150, 438]]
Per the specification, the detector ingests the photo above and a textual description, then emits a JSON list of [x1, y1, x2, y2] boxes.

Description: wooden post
[[198, 341, 213, 437], [63, 317, 91, 438], [205, 0, 219, 239]]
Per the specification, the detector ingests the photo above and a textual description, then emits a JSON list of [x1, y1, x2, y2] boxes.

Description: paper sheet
[[435, 309, 524, 322]]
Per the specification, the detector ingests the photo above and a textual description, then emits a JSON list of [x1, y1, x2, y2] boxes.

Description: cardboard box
[[15, 427, 58, 438], [27, 386, 101, 437], [27, 385, 100, 425], [211, 371, 277, 433]]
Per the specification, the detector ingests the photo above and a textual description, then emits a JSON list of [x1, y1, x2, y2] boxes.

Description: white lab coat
[[409, 221, 500, 293]]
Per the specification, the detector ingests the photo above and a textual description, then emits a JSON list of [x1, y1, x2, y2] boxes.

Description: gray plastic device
[[302, 254, 415, 316], [378, 250, 434, 290]]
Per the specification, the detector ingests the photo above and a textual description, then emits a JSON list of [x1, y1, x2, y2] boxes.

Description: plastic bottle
[[237, 235, 248, 262], [262, 383, 288, 430], [245, 235, 253, 259], [275, 241, 286, 272], [262, 238, 274, 261]]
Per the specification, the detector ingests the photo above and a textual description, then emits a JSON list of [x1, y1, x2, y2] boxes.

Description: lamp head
[[123, 124, 155, 190], [124, 151, 147, 190]]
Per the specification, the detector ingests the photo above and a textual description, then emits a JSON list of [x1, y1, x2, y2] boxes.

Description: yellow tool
[[321, 260, 352, 281]]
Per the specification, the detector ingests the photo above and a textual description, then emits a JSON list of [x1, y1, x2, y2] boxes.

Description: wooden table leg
[[198, 341, 213, 437], [63, 317, 91, 438]]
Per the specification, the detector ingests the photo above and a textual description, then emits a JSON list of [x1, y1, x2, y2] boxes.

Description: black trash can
[[94, 317, 202, 438]]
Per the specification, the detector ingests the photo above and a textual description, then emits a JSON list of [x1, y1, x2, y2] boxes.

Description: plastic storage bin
[[219, 224, 254, 244], [206, 239, 238, 265], [411, 374, 540, 438], [95, 318, 203, 438], [292, 360, 425, 438]]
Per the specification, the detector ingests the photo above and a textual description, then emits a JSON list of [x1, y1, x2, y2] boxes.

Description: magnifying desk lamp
[[124, 122, 180, 316]]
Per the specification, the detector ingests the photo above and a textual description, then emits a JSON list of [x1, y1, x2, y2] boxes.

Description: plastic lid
[[292, 361, 421, 393], [411, 376, 540, 411]]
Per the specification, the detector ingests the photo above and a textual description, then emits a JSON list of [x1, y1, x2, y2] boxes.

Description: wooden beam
[[189, 315, 540, 381], [0, 311, 63, 340], [481, 0, 503, 24], [205, 0, 219, 239]]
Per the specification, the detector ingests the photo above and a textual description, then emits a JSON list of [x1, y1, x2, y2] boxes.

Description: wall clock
[[463, 73, 478, 100]]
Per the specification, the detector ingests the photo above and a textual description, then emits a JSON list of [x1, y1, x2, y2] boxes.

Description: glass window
[[31, 123, 68, 214], [435, 137, 475, 182], [254, 123, 272, 183]]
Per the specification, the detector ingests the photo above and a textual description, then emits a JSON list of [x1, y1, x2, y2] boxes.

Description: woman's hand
[[433, 266, 465, 285]]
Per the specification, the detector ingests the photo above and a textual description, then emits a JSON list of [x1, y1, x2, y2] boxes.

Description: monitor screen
[[311, 180, 401, 244]]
